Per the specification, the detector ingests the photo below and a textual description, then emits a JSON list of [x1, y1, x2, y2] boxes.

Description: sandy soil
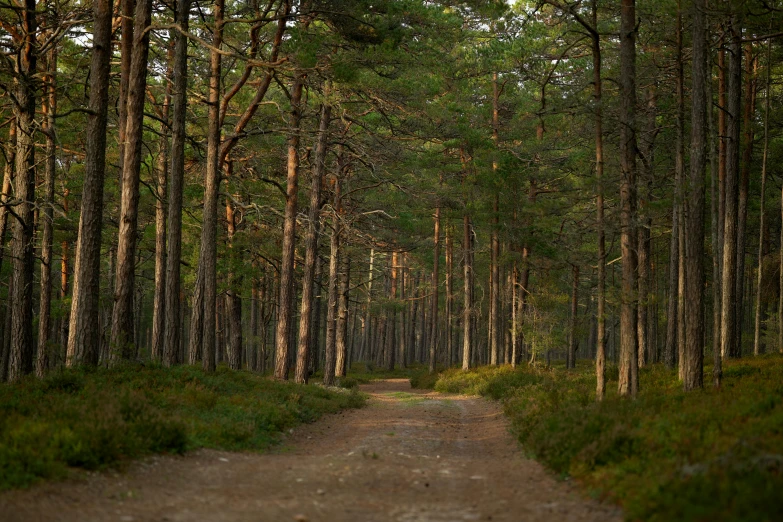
[[0, 379, 622, 522]]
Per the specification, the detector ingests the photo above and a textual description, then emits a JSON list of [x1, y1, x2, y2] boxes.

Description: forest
[[1, 0, 783, 520]]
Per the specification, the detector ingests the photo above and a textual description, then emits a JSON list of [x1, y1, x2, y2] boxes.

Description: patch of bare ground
[[0, 378, 621, 522]]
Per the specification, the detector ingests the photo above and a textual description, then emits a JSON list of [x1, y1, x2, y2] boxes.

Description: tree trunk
[[385, 251, 399, 371], [36, 47, 57, 378], [359, 248, 374, 362], [591, 0, 606, 398], [754, 38, 772, 356], [567, 264, 579, 369], [111, 0, 153, 359], [295, 102, 331, 383], [720, 14, 742, 362], [190, 0, 223, 372], [274, 72, 306, 380], [151, 43, 173, 362], [683, 0, 708, 391], [618, 0, 638, 397], [8, 0, 37, 382], [445, 226, 454, 367], [323, 210, 340, 385], [429, 205, 441, 373], [675, 5, 687, 380], [734, 44, 757, 357], [462, 214, 472, 371], [167, 0, 190, 366], [335, 254, 350, 377], [67, 0, 113, 366]]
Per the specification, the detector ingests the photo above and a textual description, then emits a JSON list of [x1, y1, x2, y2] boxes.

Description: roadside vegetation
[[0, 364, 364, 491], [413, 354, 783, 522]]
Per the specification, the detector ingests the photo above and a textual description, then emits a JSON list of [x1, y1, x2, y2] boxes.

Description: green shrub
[[0, 364, 365, 491], [428, 355, 783, 521]]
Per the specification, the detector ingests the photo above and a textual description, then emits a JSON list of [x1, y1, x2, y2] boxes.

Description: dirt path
[[1, 379, 621, 522]]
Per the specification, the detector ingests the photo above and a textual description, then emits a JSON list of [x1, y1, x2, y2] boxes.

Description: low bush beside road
[[0, 364, 365, 491], [414, 355, 783, 522]]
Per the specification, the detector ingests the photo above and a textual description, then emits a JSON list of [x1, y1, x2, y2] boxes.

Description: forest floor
[[0, 378, 621, 522]]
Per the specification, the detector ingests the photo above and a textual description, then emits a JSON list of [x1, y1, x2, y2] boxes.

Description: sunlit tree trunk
[[151, 43, 173, 362], [336, 254, 350, 377], [446, 226, 454, 367], [324, 192, 341, 385], [111, 0, 153, 358], [295, 102, 331, 382], [68, 0, 113, 367], [274, 71, 306, 380], [462, 214, 472, 371]]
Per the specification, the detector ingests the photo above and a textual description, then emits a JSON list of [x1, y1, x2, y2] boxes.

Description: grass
[[0, 363, 365, 491], [414, 355, 783, 522]]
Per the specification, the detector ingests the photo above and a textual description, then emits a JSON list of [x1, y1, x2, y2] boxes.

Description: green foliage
[[424, 356, 783, 521], [0, 364, 365, 491]]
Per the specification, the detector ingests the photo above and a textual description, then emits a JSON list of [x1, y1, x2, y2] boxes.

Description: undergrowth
[[415, 355, 783, 522], [0, 363, 364, 491]]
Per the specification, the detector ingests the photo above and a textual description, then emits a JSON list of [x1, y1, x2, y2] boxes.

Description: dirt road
[[1, 379, 621, 521]]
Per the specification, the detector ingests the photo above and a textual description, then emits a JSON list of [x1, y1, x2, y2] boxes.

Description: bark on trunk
[[152, 43, 173, 362], [67, 0, 113, 367], [462, 214, 472, 371], [429, 205, 441, 373], [167, 0, 190, 366], [567, 264, 579, 369], [295, 103, 331, 383], [446, 226, 454, 367], [683, 0, 708, 391], [323, 214, 340, 385], [754, 39, 772, 356], [720, 15, 742, 362], [274, 72, 306, 380], [8, 0, 37, 382], [335, 254, 350, 377], [734, 44, 757, 357], [591, 0, 606, 398], [111, 0, 153, 359], [618, 0, 638, 397], [190, 0, 223, 372], [36, 47, 57, 378]]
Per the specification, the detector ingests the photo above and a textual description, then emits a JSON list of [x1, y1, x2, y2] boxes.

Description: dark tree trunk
[[167, 0, 190, 366], [618, 0, 639, 397], [734, 44, 757, 358], [683, 0, 708, 391], [36, 47, 57, 378], [191, 0, 223, 372]]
